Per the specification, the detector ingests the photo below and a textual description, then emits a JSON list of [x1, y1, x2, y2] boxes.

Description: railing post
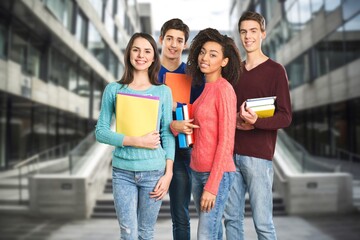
[[18, 167, 22, 204], [69, 154, 73, 175]]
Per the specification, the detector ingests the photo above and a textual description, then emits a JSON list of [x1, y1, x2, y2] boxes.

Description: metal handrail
[[336, 148, 360, 178], [13, 141, 76, 203], [69, 131, 96, 174]]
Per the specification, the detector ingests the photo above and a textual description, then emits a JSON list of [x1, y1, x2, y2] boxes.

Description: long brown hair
[[118, 32, 161, 86]]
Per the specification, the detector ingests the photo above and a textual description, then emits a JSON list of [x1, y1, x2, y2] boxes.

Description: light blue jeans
[[192, 170, 235, 240], [223, 155, 277, 240], [112, 167, 164, 240]]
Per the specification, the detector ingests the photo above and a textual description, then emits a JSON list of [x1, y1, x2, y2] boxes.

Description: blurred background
[[0, 0, 359, 235]]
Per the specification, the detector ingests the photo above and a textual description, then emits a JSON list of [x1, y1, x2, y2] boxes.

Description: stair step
[[92, 178, 288, 219]]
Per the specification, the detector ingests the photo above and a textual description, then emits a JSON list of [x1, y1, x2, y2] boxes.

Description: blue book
[[175, 107, 187, 148]]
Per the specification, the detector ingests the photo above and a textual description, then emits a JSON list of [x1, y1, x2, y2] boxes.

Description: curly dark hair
[[186, 28, 242, 86], [118, 32, 161, 86]]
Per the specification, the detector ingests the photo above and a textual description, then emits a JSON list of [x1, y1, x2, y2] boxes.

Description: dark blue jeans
[[168, 148, 192, 240]]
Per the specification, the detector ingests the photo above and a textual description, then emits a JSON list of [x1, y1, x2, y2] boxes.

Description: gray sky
[[137, 0, 231, 31]]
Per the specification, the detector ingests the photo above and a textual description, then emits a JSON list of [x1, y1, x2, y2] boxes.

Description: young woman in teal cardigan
[[95, 32, 175, 239]]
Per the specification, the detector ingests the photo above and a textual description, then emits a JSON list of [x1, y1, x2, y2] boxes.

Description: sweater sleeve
[[254, 65, 292, 130], [95, 83, 125, 147], [204, 85, 237, 195], [160, 86, 176, 161]]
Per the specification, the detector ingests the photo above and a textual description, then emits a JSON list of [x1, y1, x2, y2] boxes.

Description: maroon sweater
[[234, 59, 292, 160]]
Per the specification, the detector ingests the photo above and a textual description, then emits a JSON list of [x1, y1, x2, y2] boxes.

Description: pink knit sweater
[[190, 77, 236, 195]]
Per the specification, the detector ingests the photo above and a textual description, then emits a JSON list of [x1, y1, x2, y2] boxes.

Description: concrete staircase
[[91, 178, 287, 219]]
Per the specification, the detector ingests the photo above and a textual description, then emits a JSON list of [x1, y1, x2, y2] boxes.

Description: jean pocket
[[144, 169, 165, 181]]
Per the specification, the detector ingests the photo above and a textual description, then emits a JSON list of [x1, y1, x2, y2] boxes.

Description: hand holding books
[[174, 104, 199, 148], [238, 96, 277, 127], [245, 96, 276, 118]]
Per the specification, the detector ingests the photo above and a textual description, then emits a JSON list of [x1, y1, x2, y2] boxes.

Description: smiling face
[[197, 41, 228, 81], [130, 37, 155, 71], [160, 29, 186, 61], [239, 20, 266, 54]]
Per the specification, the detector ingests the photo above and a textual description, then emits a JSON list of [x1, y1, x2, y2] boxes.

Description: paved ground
[[0, 212, 359, 240]]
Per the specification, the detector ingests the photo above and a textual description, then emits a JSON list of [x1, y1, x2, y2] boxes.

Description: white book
[[246, 96, 277, 108]]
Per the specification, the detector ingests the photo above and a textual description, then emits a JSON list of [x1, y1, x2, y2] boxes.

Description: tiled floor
[[0, 212, 359, 240]]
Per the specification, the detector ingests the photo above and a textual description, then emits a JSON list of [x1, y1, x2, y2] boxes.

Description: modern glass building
[[0, 0, 143, 169], [230, 0, 360, 165]]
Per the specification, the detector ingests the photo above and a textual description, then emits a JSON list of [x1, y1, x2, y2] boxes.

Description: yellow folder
[[116, 93, 160, 136]]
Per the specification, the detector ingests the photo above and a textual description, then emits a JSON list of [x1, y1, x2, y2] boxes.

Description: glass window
[[93, 76, 105, 113], [27, 45, 41, 78], [325, 0, 341, 12], [311, 0, 324, 16], [330, 102, 348, 156], [286, 52, 310, 89], [88, 22, 106, 65], [286, 1, 301, 38], [299, 0, 312, 28], [327, 26, 345, 71], [105, 12, 115, 39], [0, 93, 6, 168], [8, 97, 32, 162], [45, 0, 74, 31], [32, 105, 49, 153], [313, 40, 329, 78], [117, 0, 126, 24], [75, 10, 87, 46], [264, 0, 277, 22], [89, 0, 103, 19], [10, 34, 27, 71], [108, 51, 118, 78], [0, 23, 6, 58], [312, 106, 330, 155], [352, 98, 360, 155], [69, 65, 78, 93], [47, 108, 57, 149], [342, 0, 360, 20], [343, 13, 360, 63], [77, 70, 90, 97]]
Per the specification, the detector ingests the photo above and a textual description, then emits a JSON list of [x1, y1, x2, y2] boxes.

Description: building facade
[[230, 0, 360, 162], [0, 0, 142, 169]]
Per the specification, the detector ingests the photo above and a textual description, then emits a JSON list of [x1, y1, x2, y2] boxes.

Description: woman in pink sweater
[[186, 28, 242, 239]]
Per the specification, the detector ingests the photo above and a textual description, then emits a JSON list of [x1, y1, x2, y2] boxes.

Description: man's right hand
[[236, 112, 254, 130]]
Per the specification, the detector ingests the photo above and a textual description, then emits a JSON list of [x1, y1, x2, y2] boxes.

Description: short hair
[[186, 28, 242, 86], [160, 18, 190, 43], [238, 11, 266, 33]]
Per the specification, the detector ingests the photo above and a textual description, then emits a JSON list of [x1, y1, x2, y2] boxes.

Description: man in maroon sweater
[[223, 11, 292, 240]]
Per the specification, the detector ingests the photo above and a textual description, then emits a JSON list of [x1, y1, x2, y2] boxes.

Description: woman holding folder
[[186, 28, 242, 239], [95, 33, 175, 240]]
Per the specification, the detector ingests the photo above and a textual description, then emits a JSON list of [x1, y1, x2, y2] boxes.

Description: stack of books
[[175, 104, 194, 148], [246, 96, 277, 118]]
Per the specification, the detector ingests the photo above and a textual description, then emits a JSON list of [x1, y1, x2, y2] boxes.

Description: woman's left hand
[[150, 172, 173, 201], [200, 190, 216, 212]]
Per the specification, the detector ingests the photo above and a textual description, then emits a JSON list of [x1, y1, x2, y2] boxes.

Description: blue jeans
[[169, 149, 192, 240], [192, 170, 235, 240], [112, 167, 164, 240], [223, 155, 277, 240]]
